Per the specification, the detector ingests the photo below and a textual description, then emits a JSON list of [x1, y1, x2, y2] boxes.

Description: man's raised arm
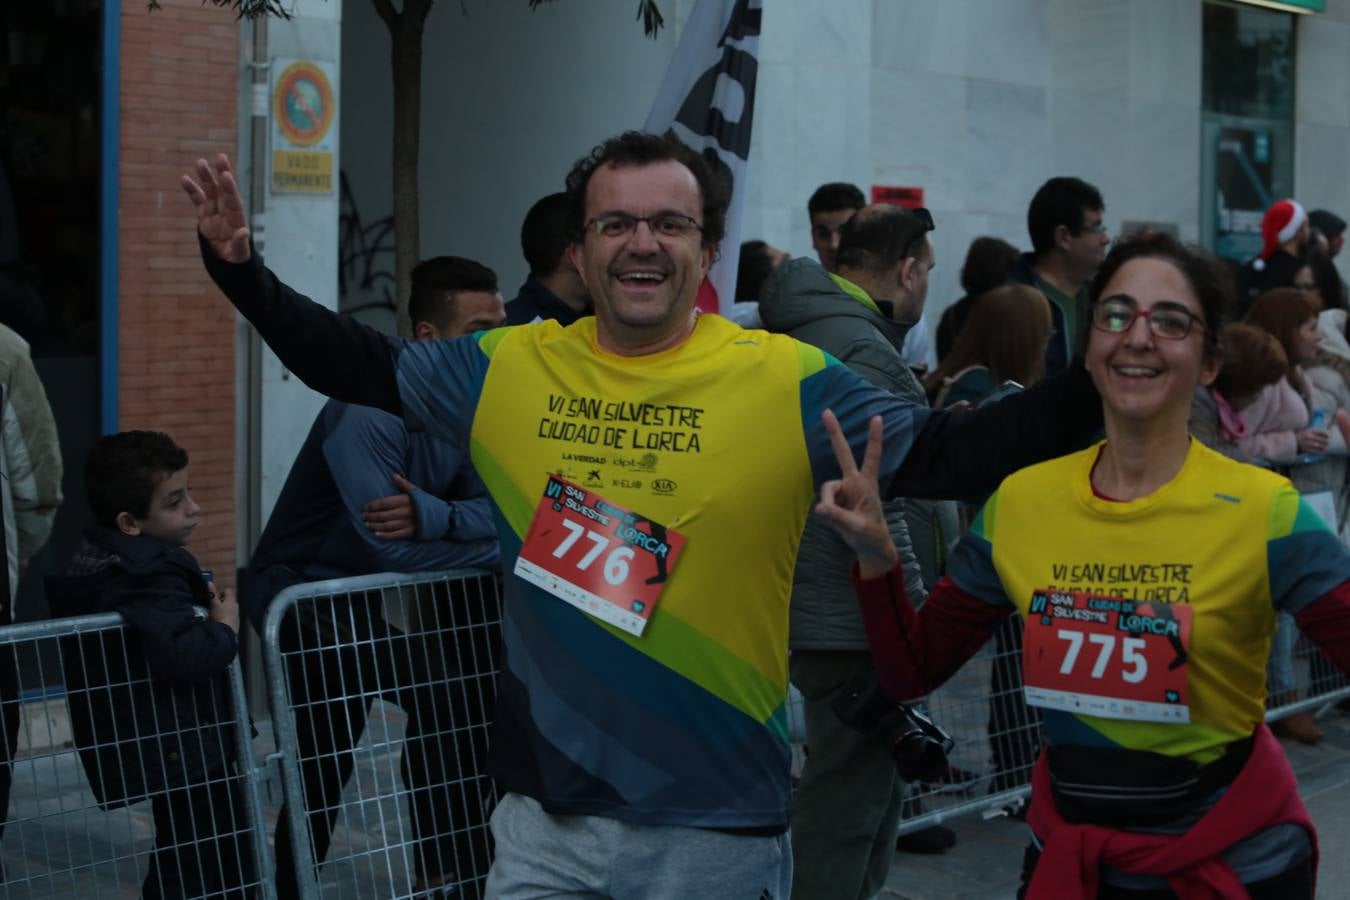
[[183, 154, 403, 415], [888, 363, 1103, 502]]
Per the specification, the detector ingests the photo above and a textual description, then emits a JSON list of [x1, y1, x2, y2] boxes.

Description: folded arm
[[324, 405, 500, 572]]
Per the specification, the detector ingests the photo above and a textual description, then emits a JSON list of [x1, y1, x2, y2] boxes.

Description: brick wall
[[119, 1, 239, 588]]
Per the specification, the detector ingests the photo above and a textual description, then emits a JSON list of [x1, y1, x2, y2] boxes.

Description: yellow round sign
[[274, 61, 335, 147]]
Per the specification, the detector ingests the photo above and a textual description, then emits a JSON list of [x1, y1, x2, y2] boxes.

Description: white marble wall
[[742, 0, 1206, 333]]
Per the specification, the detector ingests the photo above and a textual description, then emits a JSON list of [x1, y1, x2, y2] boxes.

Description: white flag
[[644, 0, 761, 317]]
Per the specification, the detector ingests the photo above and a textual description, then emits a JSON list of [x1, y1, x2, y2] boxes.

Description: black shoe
[[896, 825, 957, 855]]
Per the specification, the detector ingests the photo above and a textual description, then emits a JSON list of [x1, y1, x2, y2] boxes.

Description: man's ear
[[115, 511, 141, 536], [567, 242, 590, 289], [898, 256, 917, 292], [413, 321, 436, 341], [1054, 223, 1074, 253]]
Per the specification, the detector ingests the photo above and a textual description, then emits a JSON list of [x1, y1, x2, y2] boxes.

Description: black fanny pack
[[1046, 736, 1254, 829]]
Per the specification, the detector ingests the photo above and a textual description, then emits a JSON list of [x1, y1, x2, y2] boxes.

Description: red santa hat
[[1254, 199, 1306, 271]]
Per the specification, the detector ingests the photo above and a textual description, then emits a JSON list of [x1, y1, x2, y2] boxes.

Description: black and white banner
[[644, 0, 761, 316]]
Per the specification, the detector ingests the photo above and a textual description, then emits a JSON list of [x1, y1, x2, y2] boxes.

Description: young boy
[[46, 431, 255, 899]]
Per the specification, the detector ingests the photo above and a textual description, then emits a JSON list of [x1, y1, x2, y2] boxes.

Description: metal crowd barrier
[[260, 570, 501, 900], [0, 612, 273, 898], [6, 567, 1345, 896]]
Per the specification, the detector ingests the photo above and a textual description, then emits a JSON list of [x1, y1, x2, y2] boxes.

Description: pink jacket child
[[1236, 373, 1312, 464]]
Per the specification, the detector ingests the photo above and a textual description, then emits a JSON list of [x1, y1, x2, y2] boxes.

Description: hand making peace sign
[[815, 410, 900, 579]]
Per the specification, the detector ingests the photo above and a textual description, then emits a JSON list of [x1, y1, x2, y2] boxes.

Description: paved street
[[2, 694, 1350, 897]]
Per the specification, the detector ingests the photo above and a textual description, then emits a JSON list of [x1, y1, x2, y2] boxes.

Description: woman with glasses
[[815, 233, 1350, 898]]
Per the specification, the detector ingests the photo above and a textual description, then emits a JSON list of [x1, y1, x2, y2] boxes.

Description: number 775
[[1056, 629, 1148, 684]]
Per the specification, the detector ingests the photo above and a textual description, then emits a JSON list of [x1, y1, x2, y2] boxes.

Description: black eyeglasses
[[587, 212, 703, 240], [1091, 296, 1205, 340]]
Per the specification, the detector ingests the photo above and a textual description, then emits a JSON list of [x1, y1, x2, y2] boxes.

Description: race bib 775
[[1023, 590, 1192, 724]]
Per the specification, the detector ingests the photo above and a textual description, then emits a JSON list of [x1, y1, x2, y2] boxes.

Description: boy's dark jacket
[[46, 526, 239, 808]]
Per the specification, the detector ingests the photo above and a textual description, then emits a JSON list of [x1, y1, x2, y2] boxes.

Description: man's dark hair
[[960, 236, 1020, 296], [409, 256, 499, 329], [564, 131, 729, 247], [834, 206, 930, 274], [736, 241, 775, 302], [1087, 231, 1230, 358], [1308, 252, 1346, 313], [85, 431, 188, 527], [808, 182, 865, 218], [1310, 209, 1347, 240], [1027, 176, 1104, 257], [521, 193, 573, 278]]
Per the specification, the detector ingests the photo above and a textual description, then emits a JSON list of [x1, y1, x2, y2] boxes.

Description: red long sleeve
[[849, 564, 1009, 702], [1293, 578, 1350, 674]]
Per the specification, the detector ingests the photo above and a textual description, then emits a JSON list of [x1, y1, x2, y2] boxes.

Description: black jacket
[[505, 277, 589, 326], [46, 527, 239, 808]]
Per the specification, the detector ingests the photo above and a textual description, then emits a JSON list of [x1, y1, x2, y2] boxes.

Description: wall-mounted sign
[[871, 185, 924, 209], [1232, 0, 1323, 13], [271, 58, 338, 195]]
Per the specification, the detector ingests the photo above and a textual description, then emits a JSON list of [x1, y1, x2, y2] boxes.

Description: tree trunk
[[375, 0, 433, 337]]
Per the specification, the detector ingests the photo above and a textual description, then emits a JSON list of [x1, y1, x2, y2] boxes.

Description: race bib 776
[[514, 477, 686, 637]]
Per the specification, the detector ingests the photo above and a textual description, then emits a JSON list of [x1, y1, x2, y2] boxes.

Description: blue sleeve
[[321, 404, 499, 573], [439, 465, 498, 542], [1269, 495, 1350, 615], [408, 485, 496, 543], [395, 333, 493, 446], [409, 486, 453, 540], [799, 358, 930, 490]]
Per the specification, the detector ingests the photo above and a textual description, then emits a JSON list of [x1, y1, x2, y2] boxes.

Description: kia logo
[[651, 479, 677, 494]]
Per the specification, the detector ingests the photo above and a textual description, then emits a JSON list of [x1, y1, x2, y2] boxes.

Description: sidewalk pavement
[[881, 707, 1350, 899]]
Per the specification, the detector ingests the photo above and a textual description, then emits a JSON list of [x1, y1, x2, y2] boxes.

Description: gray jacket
[[761, 258, 955, 650]]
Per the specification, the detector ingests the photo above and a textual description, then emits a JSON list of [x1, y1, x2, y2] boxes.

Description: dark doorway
[[2, 3, 105, 624]]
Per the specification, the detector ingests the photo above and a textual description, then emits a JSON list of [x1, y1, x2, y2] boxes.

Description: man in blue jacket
[[245, 255, 503, 900]]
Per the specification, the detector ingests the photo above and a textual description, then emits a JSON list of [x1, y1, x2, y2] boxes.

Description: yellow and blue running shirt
[[392, 314, 928, 828], [950, 438, 1350, 765]]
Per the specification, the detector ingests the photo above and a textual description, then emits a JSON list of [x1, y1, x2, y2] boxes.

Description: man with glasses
[[184, 132, 1104, 898], [761, 204, 964, 898], [1013, 176, 1111, 376]]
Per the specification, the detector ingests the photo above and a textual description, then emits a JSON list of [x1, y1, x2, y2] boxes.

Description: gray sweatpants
[[484, 792, 793, 900]]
